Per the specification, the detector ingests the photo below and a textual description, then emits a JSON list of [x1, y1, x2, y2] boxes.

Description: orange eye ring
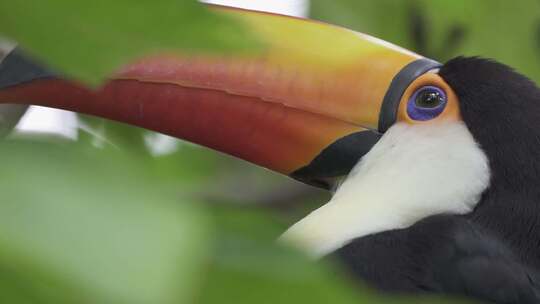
[[397, 72, 461, 124]]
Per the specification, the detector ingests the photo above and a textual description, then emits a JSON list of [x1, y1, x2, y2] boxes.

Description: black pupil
[[415, 90, 444, 108]]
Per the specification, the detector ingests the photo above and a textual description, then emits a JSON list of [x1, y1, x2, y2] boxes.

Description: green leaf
[[310, 0, 540, 83], [197, 207, 473, 304], [0, 0, 261, 85], [77, 115, 149, 153], [198, 207, 362, 304], [0, 140, 208, 304]]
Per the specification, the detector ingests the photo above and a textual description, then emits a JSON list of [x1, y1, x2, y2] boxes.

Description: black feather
[[336, 215, 540, 303], [440, 57, 540, 266], [333, 57, 540, 303]]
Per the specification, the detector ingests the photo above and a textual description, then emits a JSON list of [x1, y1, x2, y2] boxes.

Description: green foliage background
[[0, 0, 538, 303]]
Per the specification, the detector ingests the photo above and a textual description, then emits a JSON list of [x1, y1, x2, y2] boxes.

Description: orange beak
[[0, 5, 440, 189]]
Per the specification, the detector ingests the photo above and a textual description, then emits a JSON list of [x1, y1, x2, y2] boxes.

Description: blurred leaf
[[150, 143, 224, 184], [198, 207, 364, 304], [77, 115, 149, 152], [0, 0, 262, 85], [197, 206, 472, 304], [310, 0, 540, 83], [0, 140, 208, 304]]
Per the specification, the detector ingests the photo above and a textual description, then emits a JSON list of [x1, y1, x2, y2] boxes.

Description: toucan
[[1, 5, 539, 303]]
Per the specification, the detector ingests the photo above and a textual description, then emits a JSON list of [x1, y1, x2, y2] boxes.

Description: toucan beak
[[0, 5, 440, 189]]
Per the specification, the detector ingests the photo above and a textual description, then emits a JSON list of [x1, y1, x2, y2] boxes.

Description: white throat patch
[[279, 122, 490, 258]]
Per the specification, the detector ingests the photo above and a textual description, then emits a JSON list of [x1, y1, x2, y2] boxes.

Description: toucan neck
[[471, 141, 540, 267]]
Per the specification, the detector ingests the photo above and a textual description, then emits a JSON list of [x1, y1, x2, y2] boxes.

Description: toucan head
[[1, 5, 538, 256]]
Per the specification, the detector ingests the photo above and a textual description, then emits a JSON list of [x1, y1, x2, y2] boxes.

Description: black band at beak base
[[290, 130, 382, 190], [0, 48, 55, 90]]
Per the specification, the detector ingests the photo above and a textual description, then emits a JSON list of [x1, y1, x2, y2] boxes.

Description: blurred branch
[[435, 25, 466, 61], [536, 19, 540, 51], [408, 1, 428, 56], [407, 1, 467, 61]]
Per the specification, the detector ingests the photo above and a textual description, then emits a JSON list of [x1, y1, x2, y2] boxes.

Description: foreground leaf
[[0, 0, 261, 85], [197, 207, 472, 304], [0, 141, 208, 304]]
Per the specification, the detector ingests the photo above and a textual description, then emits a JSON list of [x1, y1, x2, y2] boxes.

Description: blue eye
[[407, 86, 447, 121]]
